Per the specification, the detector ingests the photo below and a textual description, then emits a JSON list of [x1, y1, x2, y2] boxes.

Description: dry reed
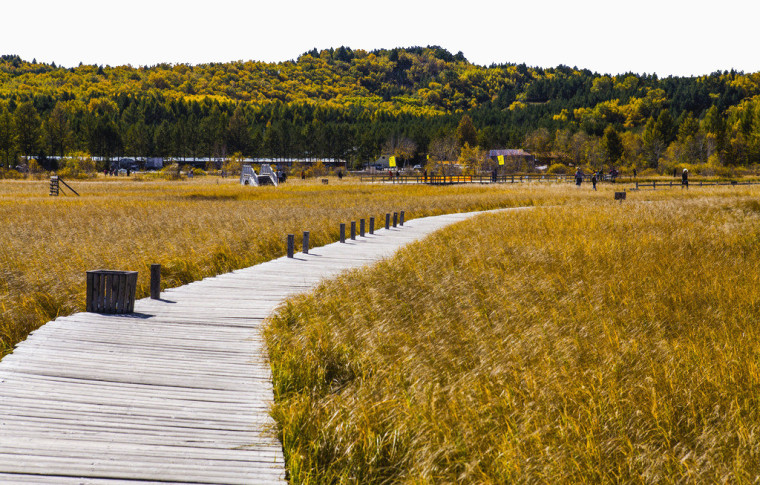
[[1, 176, 576, 357], [266, 187, 760, 483]]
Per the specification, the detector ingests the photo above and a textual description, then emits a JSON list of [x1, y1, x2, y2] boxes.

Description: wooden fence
[[632, 179, 760, 190], [359, 174, 577, 184]]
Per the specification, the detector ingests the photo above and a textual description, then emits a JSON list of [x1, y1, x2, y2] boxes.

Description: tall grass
[[266, 189, 760, 483], [1, 176, 580, 357]]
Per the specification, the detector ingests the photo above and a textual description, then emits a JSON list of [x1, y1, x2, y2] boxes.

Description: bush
[[58, 152, 97, 179], [0, 168, 25, 179], [545, 163, 570, 175]]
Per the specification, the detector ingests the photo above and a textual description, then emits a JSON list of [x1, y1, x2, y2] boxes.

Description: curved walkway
[[0, 209, 512, 484]]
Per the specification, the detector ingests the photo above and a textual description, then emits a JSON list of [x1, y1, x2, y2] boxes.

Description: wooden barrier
[[340, 223, 346, 243], [150, 264, 161, 300], [303, 231, 310, 254], [86, 270, 138, 314], [287, 234, 294, 258], [369, 217, 375, 234]]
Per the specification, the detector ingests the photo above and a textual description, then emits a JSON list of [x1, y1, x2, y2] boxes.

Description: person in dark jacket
[[591, 172, 597, 190], [681, 168, 689, 189], [575, 169, 583, 186]]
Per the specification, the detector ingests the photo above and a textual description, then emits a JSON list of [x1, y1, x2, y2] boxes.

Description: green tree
[[227, 105, 251, 155], [642, 117, 666, 168], [602, 126, 624, 165], [44, 102, 74, 158], [456, 114, 478, 148], [13, 102, 41, 160], [0, 106, 14, 167]]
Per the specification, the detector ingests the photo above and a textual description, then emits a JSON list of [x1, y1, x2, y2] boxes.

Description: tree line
[[1, 49, 759, 172]]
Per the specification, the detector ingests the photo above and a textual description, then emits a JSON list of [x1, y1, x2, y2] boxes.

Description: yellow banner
[[498, 155, 505, 165], [389, 156, 396, 168]]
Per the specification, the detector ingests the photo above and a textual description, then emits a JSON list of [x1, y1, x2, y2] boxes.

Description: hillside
[[1, 47, 760, 170]]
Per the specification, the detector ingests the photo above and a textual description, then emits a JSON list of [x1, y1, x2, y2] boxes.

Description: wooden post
[[287, 234, 294, 258], [150, 264, 161, 300], [86, 271, 95, 312], [400, 211, 405, 226], [385, 213, 390, 230], [393, 212, 398, 227], [369, 217, 375, 234], [340, 223, 346, 243], [360, 219, 365, 237], [350, 221, 356, 240], [303, 231, 309, 254]]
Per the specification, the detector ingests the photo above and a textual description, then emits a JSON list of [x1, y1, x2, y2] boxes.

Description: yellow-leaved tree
[[58, 151, 96, 178]]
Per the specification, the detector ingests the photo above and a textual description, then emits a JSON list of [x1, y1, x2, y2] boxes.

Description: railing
[[359, 173, 760, 189], [359, 174, 577, 184], [632, 179, 760, 190]]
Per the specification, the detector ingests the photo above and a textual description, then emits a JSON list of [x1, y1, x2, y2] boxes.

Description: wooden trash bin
[[86, 270, 138, 314]]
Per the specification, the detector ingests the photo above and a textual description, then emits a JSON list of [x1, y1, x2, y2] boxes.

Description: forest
[[1, 46, 759, 174]]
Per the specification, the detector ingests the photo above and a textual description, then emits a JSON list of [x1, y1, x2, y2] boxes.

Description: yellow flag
[[498, 155, 505, 166], [389, 156, 396, 168]]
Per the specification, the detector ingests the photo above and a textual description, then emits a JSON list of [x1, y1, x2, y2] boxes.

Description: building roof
[[488, 149, 532, 157]]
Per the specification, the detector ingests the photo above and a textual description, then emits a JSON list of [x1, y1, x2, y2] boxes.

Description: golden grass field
[[0, 176, 579, 357], [266, 185, 760, 483]]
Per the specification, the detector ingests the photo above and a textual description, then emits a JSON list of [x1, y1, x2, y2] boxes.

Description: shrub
[[546, 163, 570, 175]]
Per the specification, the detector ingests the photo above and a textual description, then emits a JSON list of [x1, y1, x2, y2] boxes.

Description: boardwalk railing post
[[340, 223, 346, 243], [385, 213, 390, 230], [393, 212, 398, 227], [360, 219, 365, 237], [287, 234, 294, 258], [86, 271, 94, 312], [370, 217, 375, 234], [400, 211, 405, 226], [351, 221, 356, 240], [303, 231, 309, 254], [150, 264, 161, 300]]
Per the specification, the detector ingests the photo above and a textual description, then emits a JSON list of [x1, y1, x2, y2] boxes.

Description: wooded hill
[[1, 46, 759, 172]]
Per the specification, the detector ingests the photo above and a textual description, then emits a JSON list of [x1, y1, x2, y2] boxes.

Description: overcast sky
[[2, 0, 756, 77]]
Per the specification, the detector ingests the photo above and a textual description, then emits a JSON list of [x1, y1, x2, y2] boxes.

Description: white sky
[[2, 0, 757, 77]]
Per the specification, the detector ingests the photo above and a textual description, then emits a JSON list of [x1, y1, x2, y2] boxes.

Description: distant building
[[488, 149, 535, 170], [118, 158, 138, 170], [146, 158, 163, 170], [370, 155, 406, 170], [371, 155, 392, 170]]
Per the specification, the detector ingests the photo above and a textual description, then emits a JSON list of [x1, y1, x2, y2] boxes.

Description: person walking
[[575, 168, 583, 186], [591, 172, 597, 190], [633, 167, 637, 178], [681, 168, 689, 189]]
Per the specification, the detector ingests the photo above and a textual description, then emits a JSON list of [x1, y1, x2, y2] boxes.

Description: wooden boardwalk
[[0, 210, 503, 484]]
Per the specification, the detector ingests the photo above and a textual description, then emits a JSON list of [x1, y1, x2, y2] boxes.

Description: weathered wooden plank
[[0, 209, 502, 483]]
